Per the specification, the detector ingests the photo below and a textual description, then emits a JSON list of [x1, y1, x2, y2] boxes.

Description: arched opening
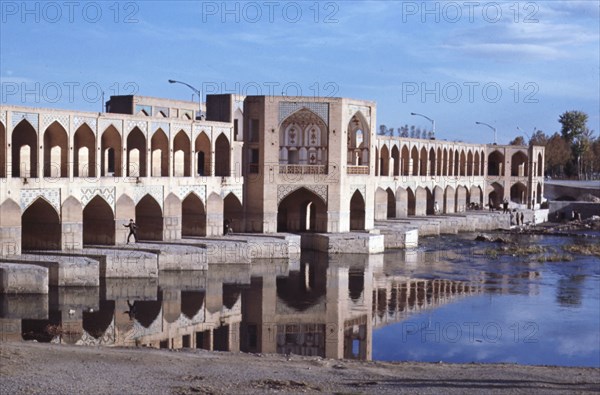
[[510, 182, 527, 204], [350, 190, 366, 230], [436, 147, 442, 176], [415, 187, 427, 216], [395, 187, 408, 217], [276, 260, 326, 312], [215, 133, 230, 177], [347, 112, 369, 166], [480, 150, 485, 175], [195, 132, 211, 176], [82, 300, 115, 339], [401, 145, 409, 176], [442, 148, 448, 176], [429, 147, 436, 176], [410, 147, 419, 176], [536, 182, 542, 204], [136, 195, 163, 240], [374, 187, 387, 221], [380, 145, 390, 176], [454, 150, 460, 176], [223, 193, 243, 233], [182, 193, 206, 237], [419, 147, 427, 176], [12, 120, 37, 178], [444, 186, 455, 214], [407, 187, 416, 216], [182, 291, 205, 319], [474, 151, 480, 176], [391, 146, 400, 176], [469, 186, 483, 207], [22, 198, 60, 250], [150, 129, 169, 177], [448, 148, 454, 176], [488, 151, 504, 177], [173, 130, 191, 177], [456, 186, 467, 212], [74, 124, 96, 177], [127, 127, 147, 177], [375, 147, 379, 176], [0, 122, 6, 177], [278, 188, 327, 232], [83, 196, 115, 245], [101, 125, 122, 177], [511, 151, 528, 177], [467, 151, 473, 176], [433, 186, 444, 213], [488, 182, 504, 209], [425, 187, 435, 215], [386, 188, 396, 218], [537, 153, 543, 177], [43, 121, 68, 178], [459, 150, 466, 177]]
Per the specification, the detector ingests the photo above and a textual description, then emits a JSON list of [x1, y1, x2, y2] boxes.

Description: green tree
[[509, 136, 526, 145], [559, 111, 588, 143], [529, 130, 548, 146], [545, 133, 571, 178]]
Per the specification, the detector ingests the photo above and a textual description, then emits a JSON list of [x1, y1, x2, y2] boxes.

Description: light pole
[[475, 121, 497, 144], [411, 112, 435, 138], [168, 79, 203, 120]]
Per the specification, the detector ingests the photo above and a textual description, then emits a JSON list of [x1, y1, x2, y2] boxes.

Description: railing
[[347, 165, 370, 175], [278, 165, 326, 175]]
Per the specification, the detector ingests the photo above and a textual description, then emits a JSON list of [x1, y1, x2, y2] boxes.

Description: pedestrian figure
[[520, 212, 525, 226], [434, 201, 440, 215], [124, 219, 138, 243], [224, 219, 231, 235], [503, 199, 509, 214]]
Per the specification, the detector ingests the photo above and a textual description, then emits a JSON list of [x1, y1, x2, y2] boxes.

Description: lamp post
[[475, 121, 497, 144], [411, 112, 435, 138], [168, 79, 203, 120]]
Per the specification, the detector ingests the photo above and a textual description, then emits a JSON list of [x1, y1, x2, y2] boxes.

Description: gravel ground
[[1, 341, 599, 394]]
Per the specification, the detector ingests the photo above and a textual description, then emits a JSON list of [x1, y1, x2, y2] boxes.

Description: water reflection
[[1, 235, 598, 367]]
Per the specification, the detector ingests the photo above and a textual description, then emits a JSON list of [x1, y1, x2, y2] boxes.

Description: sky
[[1, 0, 599, 144]]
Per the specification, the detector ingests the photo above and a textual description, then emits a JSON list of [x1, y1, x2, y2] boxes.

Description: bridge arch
[[83, 195, 115, 245], [195, 132, 211, 176], [488, 150, 504, 177], [43, 121, 68, 178], [182, 193, 206, 237], [444, 185, 455, 213], [173, 130, 191, 177], [12, 119, 37, 178], [511, 151, 528, 177], [214, 133, 230, 177], [0, 121, 5, 177], [391, 145, 400, 176], [101, 125, 122, 177], [415, 187, 427, 216], [22, 198, 60, 250], [410, 147, 419, 176], [401, 145, 409, 176], [510, 182, 527, 204], [456, 185, 468, 212], [74, 123, 96, 177], [433, 186, 444, 212], [136, 194, 163, 240], [127, 127, 147, 177], [386, 188, 396, 218], [224, 193, 243, 233], [278, 187, 327, 232], [407, 187, 416, 216], [151, 128, 169, 177], [350, 189, 366, 230], [469, 186, 483, 207], [488, 182, 504, 209]]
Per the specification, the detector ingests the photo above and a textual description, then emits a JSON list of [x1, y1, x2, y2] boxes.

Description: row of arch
[[1, 191, 242, 250], [0, 120, 231, 178]]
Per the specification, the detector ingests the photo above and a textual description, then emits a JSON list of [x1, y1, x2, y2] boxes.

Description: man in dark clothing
[[503, 199, 509, 214], [124, 219, 138, 244]]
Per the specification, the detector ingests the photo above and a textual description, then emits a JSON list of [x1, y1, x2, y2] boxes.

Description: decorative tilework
[[127, 119, 147, 134], [172, 122, 192, 140], [0, 110, 6, 127], [20, 188, 60, 212], [12, 112, 39, 131], [348, 104, 371, 125], [277, 184, 327, 205], [73, 116, 97, 134], [134, 185, 164, 209], [80, 187, 116, 212], [41, 113, 69, 131], [98, 118, 122, 134], [177, 185, 206, 203], [193, 124, 211, 137], [221, 185, 243, 203], [350, 185, 366, 201], [279, 102, 329, 126], [151, 121, 170, 137]]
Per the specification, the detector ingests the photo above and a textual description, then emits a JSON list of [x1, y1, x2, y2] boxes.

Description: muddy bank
[[1, 342, 598, 394]]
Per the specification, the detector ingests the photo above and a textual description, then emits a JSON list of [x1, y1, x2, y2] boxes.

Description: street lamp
[[475, 121, 497, 144], [168, 79, 203, 120], [411, 112, 435, 138]]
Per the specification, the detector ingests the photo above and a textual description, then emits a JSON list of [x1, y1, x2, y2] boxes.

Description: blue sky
[[1, 0, 599, 144]]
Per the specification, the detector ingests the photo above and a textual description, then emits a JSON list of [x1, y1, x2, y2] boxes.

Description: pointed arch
[[374, 187, 388, 220], [101, 125, 122, 177], [215, 133, 230, 177], [429, 147, 436, 176], [391, 145, 400, 176], [380, 144, 390, 176], [12, 119, 38, 178], [488, 182, 504, 209], [442, 148, 448, 176], [127, 127, 147, 177], [401, 145, 409, 176], [74, 123, 96, 177], [43, 121, 68, 178], [22, 198, 60, 250], [467, 150, 473, 176], [406, 187, 416, 216], [511, 151, 528, 177], [173, 130, 191, 177], [419, 147, 428, 176], [488, 150, 504, 177], [182, 193, 206, 237], [83, 195, 115, 245], [444, 186, 455, 214], [386, 187, 396, 218], [150, 128, 169, 177], [347, 111, 369, 166], [474, 151, 480, 176], [456, 185, 468, 212], [350, 190, 366, 230], [537, 152, 543, 177], [510, 182, 528, 204], [278, 187, 327, 232], [459, 150, 466, 177], [224, 193, 243, 233], [395, 186, 408, 217], [410, 146, 419, 176], [195, 131, 211, 176], [136, 194, 163, 240]]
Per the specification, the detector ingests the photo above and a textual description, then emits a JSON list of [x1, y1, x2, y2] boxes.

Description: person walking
[[503, 199, 509, 214], [124, 219, 138, 244]]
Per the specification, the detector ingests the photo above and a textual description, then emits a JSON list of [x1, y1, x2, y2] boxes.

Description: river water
[[1, 233, 598, 367]]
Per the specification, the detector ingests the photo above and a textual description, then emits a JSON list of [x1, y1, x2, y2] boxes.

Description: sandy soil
[[1, 342, 598, 394]]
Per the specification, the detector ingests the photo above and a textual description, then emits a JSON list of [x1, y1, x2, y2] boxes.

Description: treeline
[[510, 111, 599, 180], [378, 124, 434, 139]]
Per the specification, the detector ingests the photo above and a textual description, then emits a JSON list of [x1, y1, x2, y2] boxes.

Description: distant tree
[[529, 130, 548, 146], [400, 124, 409, 137], [545, 132, 571, 178], [410, 125, 416, 138], [559, 111, 588, 143], [388, 127, 395, 136], [378, 125, 388, 136], [509, 136, 526, 145]]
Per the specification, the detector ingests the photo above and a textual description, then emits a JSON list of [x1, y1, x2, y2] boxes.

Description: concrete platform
[[98, 243, 208, 271], [49, 248, 159, 278], [101, 278, 159, 301], [0, 263, 49, 294], [374, 221, 419, 249], [301, 232, 385, 254], [0, 254, 98, 287]]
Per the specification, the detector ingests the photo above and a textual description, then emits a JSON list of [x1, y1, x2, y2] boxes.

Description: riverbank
[[1, 342, 598, 395]]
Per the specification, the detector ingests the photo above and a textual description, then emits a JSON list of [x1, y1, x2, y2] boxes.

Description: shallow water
[[1, 233, 598, 367]]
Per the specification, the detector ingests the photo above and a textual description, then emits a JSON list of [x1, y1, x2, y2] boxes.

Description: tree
[[559, 111, 588, 143], [509, 136, 526, 145], [529, 130, 548, 146], [378, 125, 388, 136], [545, 132, 571, 178]]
